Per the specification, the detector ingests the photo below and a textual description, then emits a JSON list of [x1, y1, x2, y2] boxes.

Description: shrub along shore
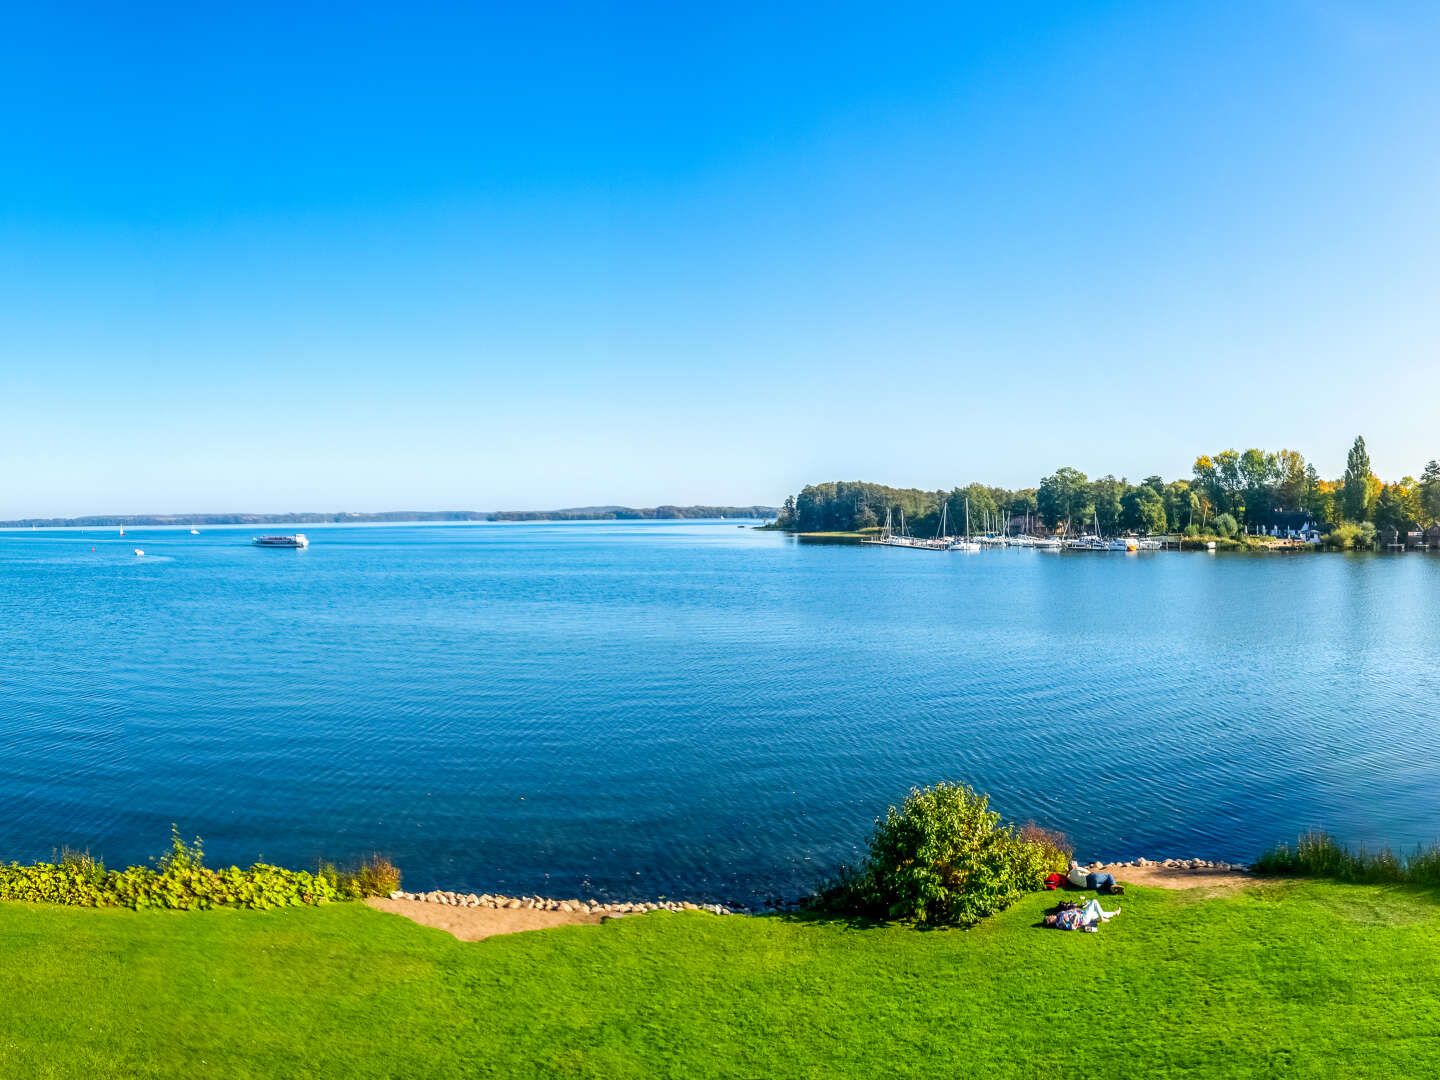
[[6, 813, 1422, 919], [0, 831, 399, 910]]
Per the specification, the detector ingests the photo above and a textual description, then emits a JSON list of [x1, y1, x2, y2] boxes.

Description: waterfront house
[[1268, 510, 1323, 543], [1427, 523, 1440, 550]]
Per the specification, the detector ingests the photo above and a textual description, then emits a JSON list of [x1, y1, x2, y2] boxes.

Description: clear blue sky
[[3, 1, 1438, 516]]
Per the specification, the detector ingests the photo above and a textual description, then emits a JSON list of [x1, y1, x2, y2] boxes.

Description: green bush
[[825, 783, 1069, 927], [0, 830, 402, 910], [1254, 831, 1440, 887], [1213, 513, 1239, 538], [1323, 522, 1377, 550], [318, 856, 403, 899]]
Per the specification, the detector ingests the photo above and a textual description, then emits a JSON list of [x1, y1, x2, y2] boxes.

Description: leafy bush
[[0, 830, 401, 910], [1323, 522, 1377, 550], [1254, 831, 1440, 887], [1213, 513, 1239, 538], [824, 783, 1069, 927], [318, 856, 403, 899], [1017, 823, 1073, 866]]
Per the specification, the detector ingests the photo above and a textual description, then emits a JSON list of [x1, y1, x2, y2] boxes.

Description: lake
[[1, 521, 1437, 904]]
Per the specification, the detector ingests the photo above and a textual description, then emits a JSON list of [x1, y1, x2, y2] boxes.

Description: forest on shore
[[774, 436, 1440, 541]]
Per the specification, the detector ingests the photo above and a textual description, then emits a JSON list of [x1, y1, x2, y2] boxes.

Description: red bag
[[1043, 873, 1065, 891]]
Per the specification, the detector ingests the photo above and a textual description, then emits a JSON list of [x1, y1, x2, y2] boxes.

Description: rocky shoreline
[[388, 858, 1250, 916], [1095, 857, 1248, 871], [388, 890, 741, 916]]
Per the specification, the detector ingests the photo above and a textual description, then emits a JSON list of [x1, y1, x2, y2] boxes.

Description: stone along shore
[[388, 890, 740, 916], [1101, 858, 1247, 870]]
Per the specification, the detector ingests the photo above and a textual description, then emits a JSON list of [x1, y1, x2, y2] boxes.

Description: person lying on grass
[[1067, 860, 1125, 895], [1045, 899, 1121, 933]]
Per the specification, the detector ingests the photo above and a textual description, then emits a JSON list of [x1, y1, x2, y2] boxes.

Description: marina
[[861, 500, 1164, 554]]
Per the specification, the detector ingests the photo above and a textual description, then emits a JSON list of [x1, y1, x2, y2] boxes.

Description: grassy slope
[[2, 881, 1437, 1079]]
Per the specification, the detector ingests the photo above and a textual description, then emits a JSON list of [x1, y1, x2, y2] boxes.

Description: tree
[[778, 495, 797, 528], [1090, 475, 1128, 535], [1213, 513, 1239, 539], [1121, 486, 1167, 534], [1342, 436, 1374, 521], [1163, 480, 1197, 531], [1419, 460, 1440, 527], [1373, 481, 1420, 535], [1305, 478, 1339, 527], [1215, 450, 1243, 516], [1238, 449, 1278, 526], [1008, 488, 1039, 523], [1275, 449, 1309, 508], [1036, 468, 1092, 534], [1192, 456, 1220, 515], [949, 483, 999, 535]]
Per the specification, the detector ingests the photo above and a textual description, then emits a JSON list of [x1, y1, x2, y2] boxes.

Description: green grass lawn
[[2, 880, 1437, 1079]]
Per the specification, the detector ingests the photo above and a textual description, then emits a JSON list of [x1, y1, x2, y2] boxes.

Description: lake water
[[1, 521, 1437, 904]]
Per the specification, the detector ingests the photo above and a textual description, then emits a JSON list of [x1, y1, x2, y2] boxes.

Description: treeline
[[491, 505, 777, 521], [776, 436, 1440, 539]]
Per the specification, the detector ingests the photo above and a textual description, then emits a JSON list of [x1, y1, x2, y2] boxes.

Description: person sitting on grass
[[1045, 899, 1121, 932], [1067, 860, 1124, 895]]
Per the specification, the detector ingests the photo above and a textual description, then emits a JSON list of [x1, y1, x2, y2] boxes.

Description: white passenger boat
[[252, 534, 309, 548]]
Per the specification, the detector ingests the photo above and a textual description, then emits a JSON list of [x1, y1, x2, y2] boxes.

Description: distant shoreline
[[0, 505, 779, 529]]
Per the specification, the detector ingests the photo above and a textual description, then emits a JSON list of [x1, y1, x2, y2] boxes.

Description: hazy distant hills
[[0, 506, 777, 528]]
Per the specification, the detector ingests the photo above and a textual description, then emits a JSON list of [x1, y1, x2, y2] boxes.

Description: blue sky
[[2, 1, 1438, 516]]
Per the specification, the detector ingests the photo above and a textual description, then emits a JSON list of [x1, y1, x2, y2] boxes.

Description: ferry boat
[[252, 534, 309, 548]]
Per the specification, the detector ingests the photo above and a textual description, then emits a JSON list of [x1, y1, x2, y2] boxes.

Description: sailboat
[[862, 506, 913, 548], [861, 507, 892, 545], [949, 498, 981, 551]]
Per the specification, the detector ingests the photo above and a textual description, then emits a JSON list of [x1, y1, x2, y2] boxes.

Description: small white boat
[[253, 533, 309, 548], [190, 529, 199, 535], [133, 548, 144, 557]]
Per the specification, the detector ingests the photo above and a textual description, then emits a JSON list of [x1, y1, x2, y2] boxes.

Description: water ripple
[[0, 524, 1438, 903]]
